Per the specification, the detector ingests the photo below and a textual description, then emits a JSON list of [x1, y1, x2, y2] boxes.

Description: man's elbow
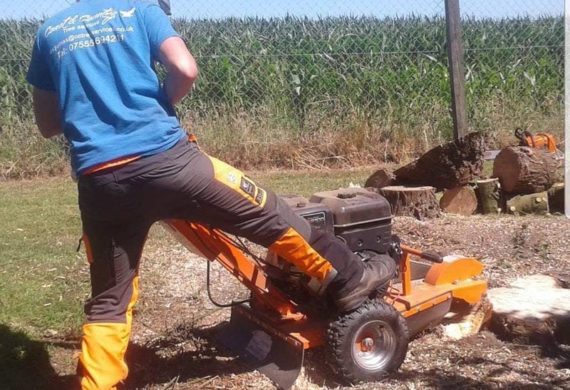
[[177, 60, 198, 85]]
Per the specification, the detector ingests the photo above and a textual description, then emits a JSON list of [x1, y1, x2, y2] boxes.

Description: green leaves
[[0, 15, 563, 166]]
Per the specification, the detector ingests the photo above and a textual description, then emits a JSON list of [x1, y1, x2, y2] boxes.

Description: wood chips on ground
[[47, 214, 570, 389]]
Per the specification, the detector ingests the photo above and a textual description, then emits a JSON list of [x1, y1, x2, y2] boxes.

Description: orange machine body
[[162, 220, 488, 350]]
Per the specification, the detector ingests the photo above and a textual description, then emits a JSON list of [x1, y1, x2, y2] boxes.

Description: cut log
[[492, 146, 562, 194], [365, 168, 395, 189], [488, 275, 570, 345], [439, 186, 478, 216], [378, 186, 440, 220], [474, 178, 501, 214], [547, 183, 564, 213], [506, 192, 549, 215], [394, 132, 486, 190]]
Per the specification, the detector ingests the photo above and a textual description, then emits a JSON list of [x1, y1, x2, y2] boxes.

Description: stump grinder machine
[[161, 187, 489, 389]]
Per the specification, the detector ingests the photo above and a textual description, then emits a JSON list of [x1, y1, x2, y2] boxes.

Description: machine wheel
[[326, 300, 409, 383]]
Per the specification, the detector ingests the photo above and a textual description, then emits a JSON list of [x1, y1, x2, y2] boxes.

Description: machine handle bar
[[400, 244, 444, 263]]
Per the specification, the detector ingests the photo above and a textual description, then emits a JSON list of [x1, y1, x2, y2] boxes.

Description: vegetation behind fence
[[0, 15, 563, 178]]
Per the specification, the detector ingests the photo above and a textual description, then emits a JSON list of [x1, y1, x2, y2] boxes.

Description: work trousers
[[76, 138, 362, 390]]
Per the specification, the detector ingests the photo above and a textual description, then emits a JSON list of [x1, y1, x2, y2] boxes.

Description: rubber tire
[[327, 300, 409, 384]]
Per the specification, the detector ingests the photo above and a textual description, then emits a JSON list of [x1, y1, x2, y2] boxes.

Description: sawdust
[[48, 214, 570, 389]]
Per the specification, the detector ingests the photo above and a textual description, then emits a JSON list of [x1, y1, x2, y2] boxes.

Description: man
[[27, 1, 396, 389]]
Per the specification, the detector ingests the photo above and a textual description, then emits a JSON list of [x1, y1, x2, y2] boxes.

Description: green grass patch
[[0, 178, 86, 335], [253, 167, 374, 197]]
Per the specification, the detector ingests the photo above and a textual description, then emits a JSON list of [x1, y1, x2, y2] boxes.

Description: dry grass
[[0, 97, 563, 179]]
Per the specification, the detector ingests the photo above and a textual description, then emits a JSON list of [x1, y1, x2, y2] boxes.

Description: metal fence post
[[445, 0, 468, 139], [564, 0, 570, 218]]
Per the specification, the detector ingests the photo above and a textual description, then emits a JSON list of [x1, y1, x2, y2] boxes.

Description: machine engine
[[265, 188, 393, 303], [289, 188, 393, 254]]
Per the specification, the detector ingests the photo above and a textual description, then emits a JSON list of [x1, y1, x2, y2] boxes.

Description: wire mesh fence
[[459, 0, 564, 142], [0, 0, 564, 176]]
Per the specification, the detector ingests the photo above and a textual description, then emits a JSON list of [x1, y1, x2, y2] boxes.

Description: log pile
[[492, 146, 563, 215], [365, 132, 564, 218], [394, 132, 485, 190], [493, 146, 561, 194], [364, 132, 486, 218]]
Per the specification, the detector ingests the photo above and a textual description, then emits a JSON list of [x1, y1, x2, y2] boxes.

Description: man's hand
[[159, 37, 199, 105], [32, 88, 62, 138]]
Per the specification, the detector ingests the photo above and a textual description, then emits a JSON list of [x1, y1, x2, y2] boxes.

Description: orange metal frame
[[162, 220, 487, 349]]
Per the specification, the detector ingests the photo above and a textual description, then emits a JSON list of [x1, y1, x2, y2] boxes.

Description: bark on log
[[378, 186, 440, 220], [492, 146, 561, 194], [488, 275, 570, 345], [365, 168, 395, 189], [394, 132, 486, 190], [506, 192, 549, 215], [439, 186, 478, 216], [474, 178, 501, 214], [548, 183, 565, 213]]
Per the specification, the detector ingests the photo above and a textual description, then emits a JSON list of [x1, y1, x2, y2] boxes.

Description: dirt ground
[[46, 214, 570, 389]]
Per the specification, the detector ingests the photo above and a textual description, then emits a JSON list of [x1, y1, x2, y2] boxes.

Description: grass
[[0, 167, 376, 336], [0, 178, 86, 335], [253, 166, 374, 196]]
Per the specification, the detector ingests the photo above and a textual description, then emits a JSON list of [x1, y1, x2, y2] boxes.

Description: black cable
[[186, 223, 251, 308], [206, 254, 250, 308]]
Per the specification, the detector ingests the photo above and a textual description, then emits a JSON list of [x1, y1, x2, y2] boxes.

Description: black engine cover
[[280, 195, 335, 235], [281, 188, 392, 254]]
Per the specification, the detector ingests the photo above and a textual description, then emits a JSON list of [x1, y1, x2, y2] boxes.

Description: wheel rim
[[350, 319, 397, 372]]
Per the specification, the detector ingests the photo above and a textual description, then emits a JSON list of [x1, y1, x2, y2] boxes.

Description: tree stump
[[506, 192, 549, 215], [378, 186, 440, 219], [492, 146, 561, 194], [474, 178, 501, 214], [488, 275, 570, 345], [547, 183, 564, 213], [439, 186, 478, 216], [365, 168, 395, 189], [394, 132, 486, 190]]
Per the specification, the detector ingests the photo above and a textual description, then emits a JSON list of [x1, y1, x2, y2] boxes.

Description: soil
[[45, 214, 570, 389]]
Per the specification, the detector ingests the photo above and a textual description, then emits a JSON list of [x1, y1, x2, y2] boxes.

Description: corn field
[[0, 12, 564, 177], [178, 16, 563, 134]]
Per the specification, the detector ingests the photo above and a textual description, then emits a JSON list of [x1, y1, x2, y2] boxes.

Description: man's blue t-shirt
[[27, 0, 186, 175]]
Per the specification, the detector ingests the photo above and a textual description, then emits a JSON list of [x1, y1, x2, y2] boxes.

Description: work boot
[[332, 254, 397, 313]]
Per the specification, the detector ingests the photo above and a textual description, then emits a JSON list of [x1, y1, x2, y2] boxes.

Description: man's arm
[[159, 36, 199, 105], [32, 87, 62, 138]]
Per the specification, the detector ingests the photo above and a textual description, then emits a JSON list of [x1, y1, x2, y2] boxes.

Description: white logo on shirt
[[120, 8, 136, 18], [45, 8, 124, 37]]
